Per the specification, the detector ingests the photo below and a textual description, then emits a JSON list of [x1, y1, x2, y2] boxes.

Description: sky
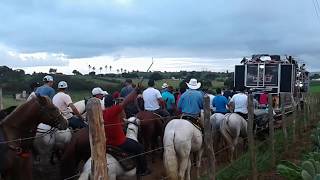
[[0, 0, 320, 74]]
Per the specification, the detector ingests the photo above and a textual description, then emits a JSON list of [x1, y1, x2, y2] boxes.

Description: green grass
[[310, 81, 320, 93]]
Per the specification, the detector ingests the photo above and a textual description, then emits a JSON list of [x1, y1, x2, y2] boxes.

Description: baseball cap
[[58, 81, 68, 89], [92, 87, 108, 96], [43, 75, 53, 82]]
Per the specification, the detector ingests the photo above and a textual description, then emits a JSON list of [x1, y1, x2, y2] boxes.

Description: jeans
[[68, 116, 87, 129], [118, 138, 148, 174]]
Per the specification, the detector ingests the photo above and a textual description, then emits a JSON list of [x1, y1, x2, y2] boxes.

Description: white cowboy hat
[[92, 87, 108, 96], [161, 83, 168, 89], [186, 78, 201, 90]]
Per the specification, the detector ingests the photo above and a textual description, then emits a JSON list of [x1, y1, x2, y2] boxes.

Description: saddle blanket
[[106, 145, 136, 171]]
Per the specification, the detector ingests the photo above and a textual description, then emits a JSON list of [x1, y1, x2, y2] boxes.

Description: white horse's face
[[126, 117, 140, 126]]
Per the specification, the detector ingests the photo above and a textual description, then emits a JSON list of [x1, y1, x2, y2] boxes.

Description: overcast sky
[[0, 0, 319, 74]]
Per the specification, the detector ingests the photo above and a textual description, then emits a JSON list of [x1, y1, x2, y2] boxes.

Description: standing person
[[142, 79, 169, 117], [161, 85, 176, 116], [178, 78, 203, 120], [103, 88, 151, 176], [212, 88, 229, 114], [53, 81, 87, 129], [26, 82, 40, 101], [228, 86, 248, 119], [35, 75, 55, 99], [120, 79, 134, 98]]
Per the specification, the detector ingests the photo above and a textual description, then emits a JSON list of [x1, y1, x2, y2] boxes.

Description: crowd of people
[[28, 74, 270, 177]]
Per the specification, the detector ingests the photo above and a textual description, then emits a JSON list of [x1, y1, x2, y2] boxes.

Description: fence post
[[291, 93, 296, 143], [280, 93, 288, 152], [0, 88, 3, 109], [268, 94, 275, 167], [203, 94, 216, 179], [248, 94, 257, 180], [86, 98, 107, 180]]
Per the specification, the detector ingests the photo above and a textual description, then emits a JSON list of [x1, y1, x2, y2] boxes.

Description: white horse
[[33, 123, 72, 164], [163, 118, 203, 180], [210, 113, 226, 150], [78, 117, 140, 180], [72, 98, 105, 118], [219, 113, 247, 161]]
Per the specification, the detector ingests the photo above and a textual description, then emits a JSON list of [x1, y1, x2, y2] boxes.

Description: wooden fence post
[[86, 98, 107, 180], [291, 93, 296, 143], [280, 93, 288, 152], [0, 88, 3, 110], [268, 94, 275, 167], [203, 94, 216, 179], [248, 94, 257, 180]]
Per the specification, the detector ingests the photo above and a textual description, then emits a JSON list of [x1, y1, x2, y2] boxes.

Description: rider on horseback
[[228, 86, 248, 119], [142, 79, 169, 118], [52, 81, 87, 129], [103, 88, 151, 176], [178, 78, 203, 122], [212, 88, 229, 114], [35, 75, 55, 99]]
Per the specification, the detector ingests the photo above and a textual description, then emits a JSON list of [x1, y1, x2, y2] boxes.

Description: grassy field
[[310, 80, 320, 93]]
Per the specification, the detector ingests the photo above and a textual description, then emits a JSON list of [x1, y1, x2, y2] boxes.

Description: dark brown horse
[[60, 128, 90, 180], [136, 111, 166, 162], [0, 96, 68, 180]]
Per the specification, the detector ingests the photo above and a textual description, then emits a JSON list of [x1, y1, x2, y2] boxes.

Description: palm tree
[[99, 67, 103, 74], [88, 65, 91, 73], [92, 66, 96, 72], [120, 68, 123, 73], [105, 65, 108, 74], [109, 66, 112, 72], [116, 69, 119, 74], [124, 69, 127, 73]]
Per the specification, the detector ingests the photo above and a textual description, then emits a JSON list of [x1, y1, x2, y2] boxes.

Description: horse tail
[[163, 130, 179, 180], [220, 114, 234, 147]]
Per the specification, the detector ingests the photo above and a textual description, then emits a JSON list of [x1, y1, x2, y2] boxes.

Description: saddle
[[106, 145, 136, 171], [181, 115, 203, 132]]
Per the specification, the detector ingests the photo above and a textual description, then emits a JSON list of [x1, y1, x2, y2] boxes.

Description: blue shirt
[[161, 91, 175, 110], [35, 85, 55, 99], [120, 86, 133, 97], [178, 89, 203, 117], [212, 95, 228, 113]]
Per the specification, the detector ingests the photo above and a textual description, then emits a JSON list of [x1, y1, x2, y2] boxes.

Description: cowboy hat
[[186, 79, 201, 90], [161, 83, 168, 89]]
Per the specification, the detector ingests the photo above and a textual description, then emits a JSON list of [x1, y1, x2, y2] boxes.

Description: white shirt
[[208, 94, 215, 111], [229, 93, 248, 114], [142, 87, 162, 111], [52, 92, 73, 119]]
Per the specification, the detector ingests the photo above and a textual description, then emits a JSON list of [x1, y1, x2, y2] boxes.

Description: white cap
[[92, 87, 108, 96], [58, 81, 68, 89], [43, 75, 53, 82]]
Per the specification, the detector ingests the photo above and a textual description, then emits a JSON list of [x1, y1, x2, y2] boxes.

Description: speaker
[[280, 65, 293, 92], [234, 65, 245, 90]]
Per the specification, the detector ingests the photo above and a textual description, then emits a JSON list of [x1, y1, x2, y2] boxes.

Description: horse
[[163, 117, 204, 180], [60, 127, 90, 180], [219, 113, 247, 161], [33, 123, 72, 165], [0, 106, 17, 120], [0, 95, 68, 180], [72, 98, 105, 117], [78, 117, 141, 180], [136, 111, 165, 162], [210, 113, 226, 151]]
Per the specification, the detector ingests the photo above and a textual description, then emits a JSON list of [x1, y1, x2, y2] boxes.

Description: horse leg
[[196, 148, 204, 179], [178, 156, 189, 180], [186, 158, 192, 180]]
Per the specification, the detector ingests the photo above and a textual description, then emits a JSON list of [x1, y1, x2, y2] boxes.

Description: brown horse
[[0, 95, 68, 180], [136, 111, 166, 162], [60, 128, 90, 180]]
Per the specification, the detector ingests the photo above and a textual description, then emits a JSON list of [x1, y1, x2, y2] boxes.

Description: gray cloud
[[0, 0, 320, 70]]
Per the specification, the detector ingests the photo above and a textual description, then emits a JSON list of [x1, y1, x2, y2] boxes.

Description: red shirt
[[259, 93, 268, 105], [103, 105, 126, 146]]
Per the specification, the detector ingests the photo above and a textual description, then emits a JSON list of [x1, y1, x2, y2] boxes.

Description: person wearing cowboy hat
[[53, 81, 87, 129], [161, 83, 168, 93], [178, 78, 203, 120], [35, 75, 55, 99], [92, 87, 108, 100]]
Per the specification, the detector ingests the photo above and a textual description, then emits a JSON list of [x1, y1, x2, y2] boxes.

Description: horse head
[[36, 95, 68, 130], [124, 117, 140, 142]]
